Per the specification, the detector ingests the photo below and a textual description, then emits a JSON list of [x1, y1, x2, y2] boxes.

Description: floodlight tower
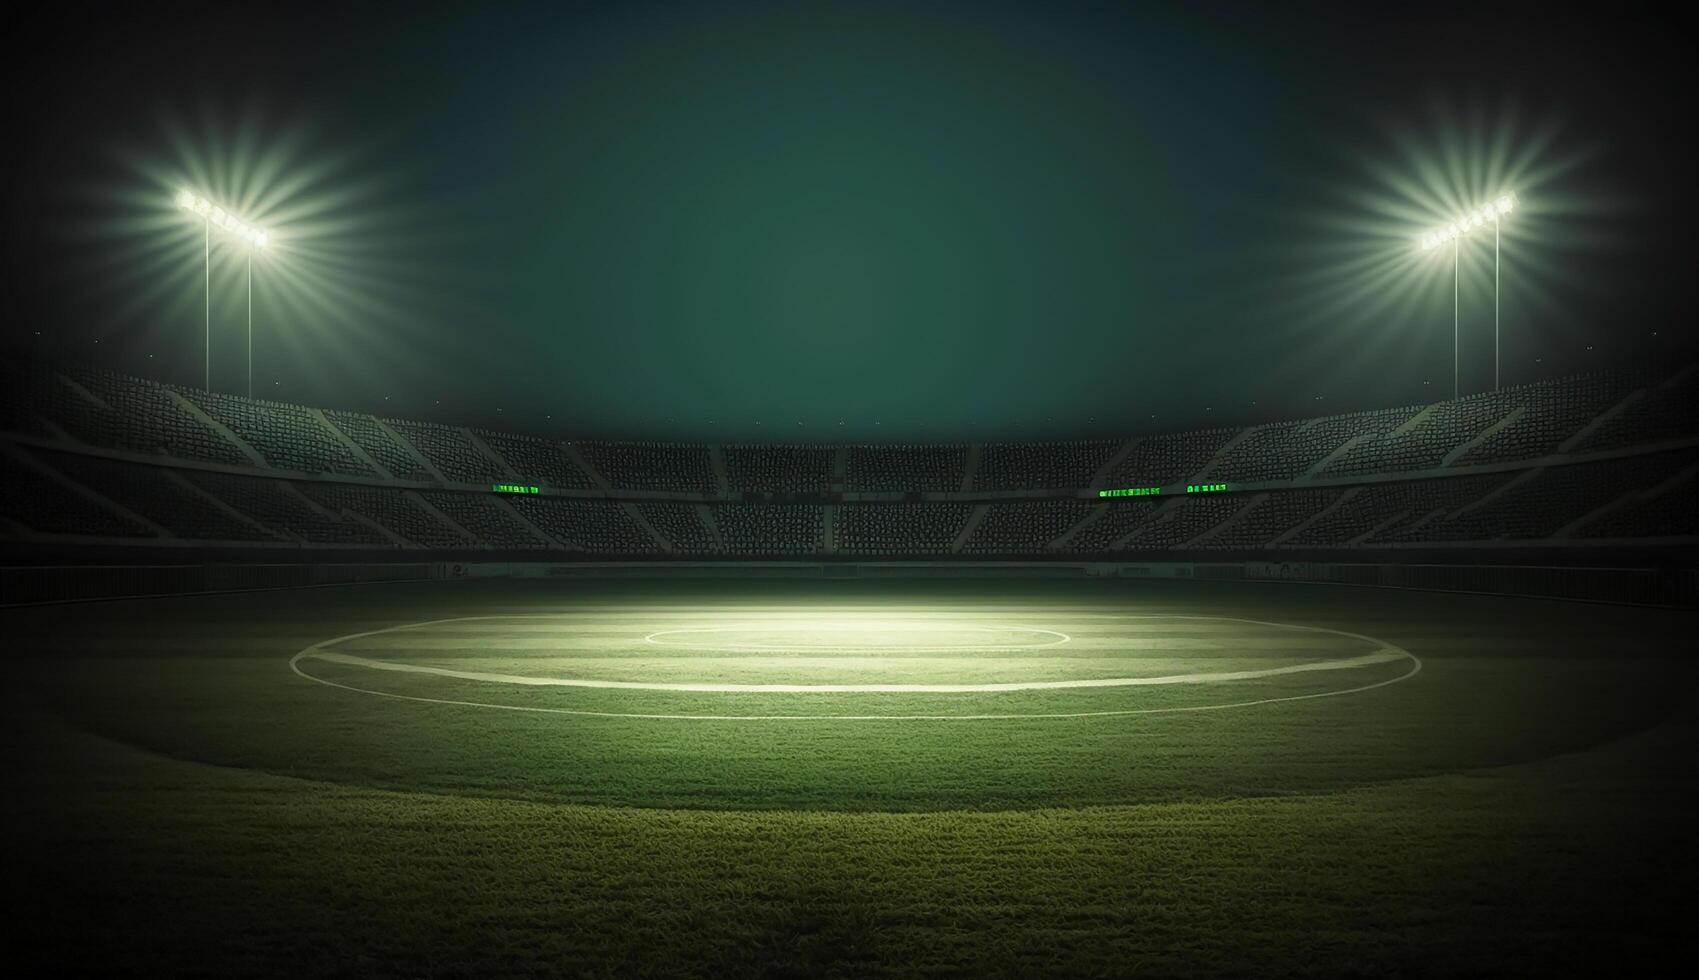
[[176, 190, 270, 395], [1419, 193, 1516, 396]]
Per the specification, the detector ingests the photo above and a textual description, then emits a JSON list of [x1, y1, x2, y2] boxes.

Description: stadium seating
[[1199, 488, 1344, 550], [324, 411, 434, 480], [638, 503, 716, 554], [575, 442, 718, 494], [62, 366, 248, 465], [43, 451, 277, 541], [724, 445, 834, 494], [180, 390, 374, 476], [384, 420, 507, 483], [1203, 410, 1415, 484], [836, 503, 974, 555], [961, 501, 1097, 555], [1456, 371, 1642, 465], [182, 470, 390, 547], [0, 449, 154, 538], [973, 440, 1121, 491], [1122, 496, 1253, 550], [301, 484, 468, 548], [846, 445, 967, 492], [1579, 468, 1699, 539], [713, 504, 823, 555], [419, 491, 547, 549], [1063, 500, 1164, 554], [1102, 429, 1238, 488], [1322, 396, 1511, 477], [1280, 473, 1513, 548], [476, 430, 597, 490], [507, 497, 662, 553], [2, 358, 1695, 555], [1408, 450, 1697, 542], [1572, 366, 1699, 453]]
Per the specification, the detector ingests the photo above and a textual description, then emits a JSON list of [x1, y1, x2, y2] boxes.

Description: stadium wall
[[458, 559, 1699, 605], [6, 559, 1693, 607], [0, 561, 437, 606]]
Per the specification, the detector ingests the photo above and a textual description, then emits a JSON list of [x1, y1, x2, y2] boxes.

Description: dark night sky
[[3, 1, 1691, 440]]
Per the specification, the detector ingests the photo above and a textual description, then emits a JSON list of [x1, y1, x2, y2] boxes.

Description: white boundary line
[[288, 613, 1423, 721], [303, 646, 1402, 693], [642, 622, 1073, 653]]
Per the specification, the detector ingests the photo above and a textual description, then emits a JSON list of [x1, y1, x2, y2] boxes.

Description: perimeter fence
[[0, 562, 437, 606], [2, 560, 1693, 607]]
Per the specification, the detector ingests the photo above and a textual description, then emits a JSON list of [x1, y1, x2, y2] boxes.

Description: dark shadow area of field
[[3, 578, 1697, 975], [3, 693, 1696, 975]]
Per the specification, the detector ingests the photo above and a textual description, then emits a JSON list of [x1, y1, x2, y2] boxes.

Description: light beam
[[1419, 192, 1516, 393], [177, 189, 272, 392]]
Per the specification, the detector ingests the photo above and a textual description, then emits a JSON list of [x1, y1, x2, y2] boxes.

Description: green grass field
[[4, 577, 1696, 975]]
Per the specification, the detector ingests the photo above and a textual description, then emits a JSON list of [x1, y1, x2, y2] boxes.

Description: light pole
[[1420, 192, 1515, 396], [176, 190, 269, 394], [204, 217, 210, 390]]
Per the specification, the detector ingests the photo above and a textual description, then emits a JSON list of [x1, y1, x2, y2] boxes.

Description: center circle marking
[[289, 613, 1422, 721], [642, 622, 1071, 652]]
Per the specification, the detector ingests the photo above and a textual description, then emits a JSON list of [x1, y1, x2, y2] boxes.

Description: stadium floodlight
[[1419, 193, 1516, 396], [177, 189, 269, 395], [176, 189, 271, 249]]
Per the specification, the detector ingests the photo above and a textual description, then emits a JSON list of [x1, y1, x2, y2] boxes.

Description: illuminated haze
[[3, 1, 1689, 439]]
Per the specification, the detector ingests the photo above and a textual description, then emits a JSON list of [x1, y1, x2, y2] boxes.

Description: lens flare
[[54, 103, 470, 398], [1253, 96, 1633, 398], [176, 190, 269, 248]]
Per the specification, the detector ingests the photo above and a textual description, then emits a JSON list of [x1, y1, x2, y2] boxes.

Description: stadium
[[4, 3, 1696, 976]]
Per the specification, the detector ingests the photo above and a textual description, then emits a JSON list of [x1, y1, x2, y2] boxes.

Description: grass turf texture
[[4, 578, 1697, 975]]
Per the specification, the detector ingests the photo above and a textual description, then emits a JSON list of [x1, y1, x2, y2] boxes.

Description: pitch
[[5, 577, 1696, 974]]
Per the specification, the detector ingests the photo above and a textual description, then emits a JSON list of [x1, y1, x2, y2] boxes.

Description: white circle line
[[641, 622, 1073, 653], [287, 614, 1423, 720], [288, 652, 1422, 720], [299, 646, 1401, 693]]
